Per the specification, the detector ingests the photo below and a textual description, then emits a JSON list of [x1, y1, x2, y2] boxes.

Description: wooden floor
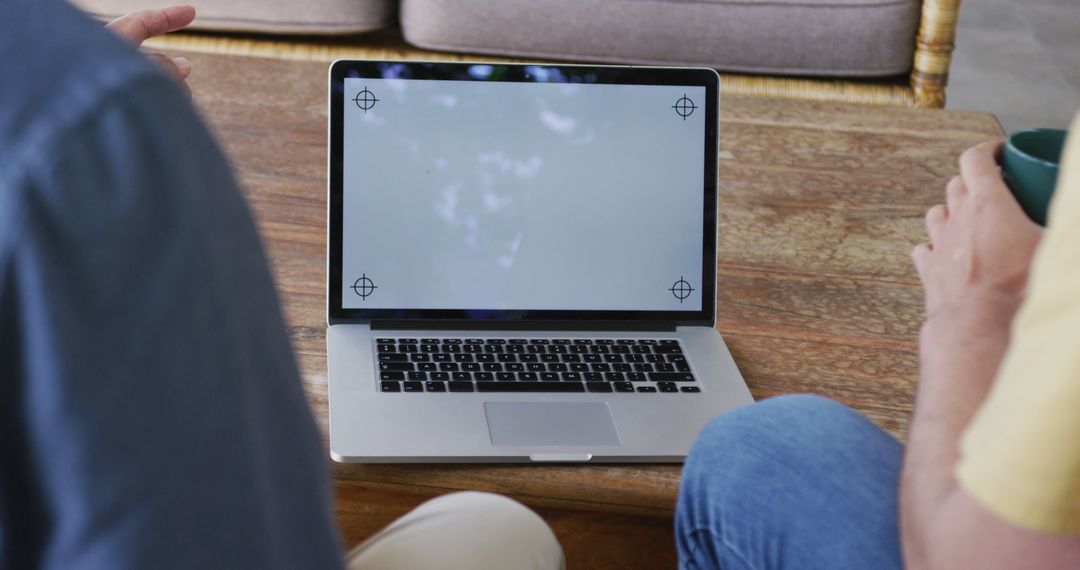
[[180, 50, 1002, 568]]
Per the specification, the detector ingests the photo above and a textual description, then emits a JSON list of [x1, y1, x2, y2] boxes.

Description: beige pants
[[345, 492, 565, 570]]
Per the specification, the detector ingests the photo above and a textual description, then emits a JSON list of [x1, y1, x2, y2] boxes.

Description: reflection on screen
[[341, 75, 706, 311]]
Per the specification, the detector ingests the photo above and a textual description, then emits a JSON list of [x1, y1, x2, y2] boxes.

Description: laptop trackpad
[[484, 402, 621, 447]]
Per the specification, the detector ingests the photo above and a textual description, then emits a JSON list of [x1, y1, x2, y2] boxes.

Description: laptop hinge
[[370, 320, 679, 332]]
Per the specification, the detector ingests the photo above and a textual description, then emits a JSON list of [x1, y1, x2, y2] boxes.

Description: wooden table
[[181, 51, 1001, 568]]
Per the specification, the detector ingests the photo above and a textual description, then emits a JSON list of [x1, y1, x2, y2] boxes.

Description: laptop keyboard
[[375, 337, 701, 394]]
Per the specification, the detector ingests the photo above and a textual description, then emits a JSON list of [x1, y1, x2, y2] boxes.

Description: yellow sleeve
[[956, 114, 1080, 534]]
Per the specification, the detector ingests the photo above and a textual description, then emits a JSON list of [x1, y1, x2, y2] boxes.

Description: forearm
[[900, 294, 1018, 569]]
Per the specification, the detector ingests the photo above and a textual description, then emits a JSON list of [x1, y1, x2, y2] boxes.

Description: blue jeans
[[676, 395, 904, 570]]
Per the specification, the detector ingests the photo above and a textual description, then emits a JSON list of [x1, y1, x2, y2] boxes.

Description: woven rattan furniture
[[134, 0, 962, 108]]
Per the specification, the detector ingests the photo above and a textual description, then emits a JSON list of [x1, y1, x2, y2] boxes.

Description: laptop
[[327, 60, 753, 463]]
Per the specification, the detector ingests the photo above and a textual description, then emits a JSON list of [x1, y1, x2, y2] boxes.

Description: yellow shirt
[[956, 114, 1080, 534]]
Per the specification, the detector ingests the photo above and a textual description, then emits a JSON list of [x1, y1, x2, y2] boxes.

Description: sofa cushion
[[73, 0, 397, 34], [401, 0, 920, 77]]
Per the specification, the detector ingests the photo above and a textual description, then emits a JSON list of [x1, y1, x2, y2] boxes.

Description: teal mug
[[1002, 128, 1068, 226]]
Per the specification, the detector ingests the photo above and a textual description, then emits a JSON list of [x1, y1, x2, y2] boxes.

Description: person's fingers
[[172, 56, 191, 79], [925, 204, 947, 244], [911, 243, 931, 282], [945, 175, 966, 213], [959, 139, 1007, 193], [147, 52, 180, 77], [106, 5, 196, 46]]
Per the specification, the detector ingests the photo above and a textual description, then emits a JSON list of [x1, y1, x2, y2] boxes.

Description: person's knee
[[422, 492, 564, 569]]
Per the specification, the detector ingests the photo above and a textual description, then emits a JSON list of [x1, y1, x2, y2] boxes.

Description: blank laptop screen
[[339, 66, 708, 314]]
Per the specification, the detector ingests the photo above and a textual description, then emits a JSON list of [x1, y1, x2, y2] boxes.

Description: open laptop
[[327, 60, 752, 463]]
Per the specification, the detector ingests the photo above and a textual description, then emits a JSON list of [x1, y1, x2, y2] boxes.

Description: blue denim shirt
[[0, 1, 343, 568]]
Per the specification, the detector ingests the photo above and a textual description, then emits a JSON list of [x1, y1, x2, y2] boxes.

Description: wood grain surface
[[178, 51, 1002, 568]]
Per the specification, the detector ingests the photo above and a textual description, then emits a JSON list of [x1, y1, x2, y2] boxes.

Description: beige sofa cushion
[[73, 0, 396, 34], [401, 0, 920, 77]]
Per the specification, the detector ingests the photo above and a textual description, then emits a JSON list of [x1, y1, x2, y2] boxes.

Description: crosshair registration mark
[[670, 277, 694, 302], [672, 94, 697, 120], [351, 274, 377, 299], [353, 88, 379, 113]]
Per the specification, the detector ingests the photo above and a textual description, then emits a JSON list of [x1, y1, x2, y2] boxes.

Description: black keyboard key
[[466, 338, 483, 344], [649, 372, 695, 382], [452, 372, 471, 381], [640, 339, 658, 345], [614, 382, 635, 392], [476, 382, 585, 393], [659, 339, 678, 345], [573, 339, 593, 345], [646, 354, 664, 363], [509, 339, 528, 345], [462, 363, 481, 372], [426, 381, 447, 392], [398, 345, 417, 353], [497, 354, 516, 363], [474, 372, 494, 381], [586, 382, 613, 393], [562, 372, 582, 382], [527, 363, 546, 372], [634, 363, 654, 372], [658, 382, 679, 393], [476, 354, 495, 363], [403, 381, 423, 392], [379, 353, 407, 362], [603, 354, 624, 363], [506, 363, 524, 372], [612, 346, 631, 354], [506, 345, 525, 354], [418, 362, 436, 371], [569, 345, 589, 354], [590, 345, 609, 354], [569, 363, 589, 372], [632, 345, 652, 354], [496, 372, 516, 381], [627, 373, 647, 382], [637, 386, 658, 393], [592, 363, 611, 372], [549, 345, 567, 354], [604, 372, 624, 382], [442, 338, 463, 344], [485, 339, 506, 345], [530, 339, 550, 345], [377, 344, 396, 353], [583, 354, 601, 363], [448, 381, 474, 392], [453, 353, 474, 362], [597, 339, 614, 345], [655, 364, 676, 372], [676, 363, 692, 373], [561, 354, 582, 363], [520, 354, 539, 362], [439, 363, 460, 372], [540, 372, 559, 382], [625, 354, 645, 363], [519, 372, 538, 381], [547, 363, 568, 372], [484, 345, 504, 353], [584, 372, 602, 381], [421, 338, 439, 344], [410, 353, 430, 362], [613, 363, 632, 372], [380, 371, 405, 381], [431, 372, 450, 381], [433, 353, 452, 362], [681, 386, 702, 393], [380, 381, 401, 392], [407, 371, 427, 381], [443, 345, 461, 353], [463, 344, 482, 353], [376, 338, 395, 344], [655, 345, 683, 354], [540, 354, 559, 363], [419, 344, 439, 353], [483, 363, 503, 372], [617, 339, 636, 345], [399, 338, 418, 344], [552, 339, 571, 345]]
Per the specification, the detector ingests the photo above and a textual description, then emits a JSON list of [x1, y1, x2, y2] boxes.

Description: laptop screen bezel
[[328, 60, 718, 326]]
